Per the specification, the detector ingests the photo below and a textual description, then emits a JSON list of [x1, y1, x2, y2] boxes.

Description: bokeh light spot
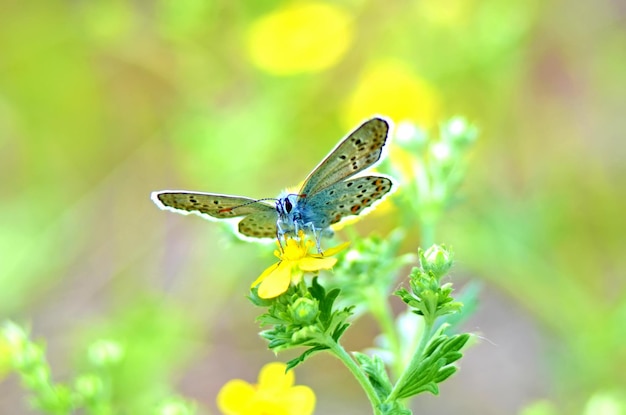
[[247, 2, 354, 75]]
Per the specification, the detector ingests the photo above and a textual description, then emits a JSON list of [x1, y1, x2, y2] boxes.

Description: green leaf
[[319, 290, 341, 325], [434, 365, 457, 383], [354, 352, 393, 400], [392, 333, 469, 399], [285, 345, 330, 370], [331, 322, 351, 342], [378, 401, 412, 415]]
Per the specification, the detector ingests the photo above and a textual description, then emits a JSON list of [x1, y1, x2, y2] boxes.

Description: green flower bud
[[395, 121, 428, 152], [442, 117, 477, 148], [583, 392, 625, 415], [156, 398, 196, 415], [1, 321, 29, 350], [289, 298, 319, 325], [88, 340, 124, 367], [13, 342, 44, 372], [292, 325, 322, 343], [420, 244, 453, 279], [23, 364, 51, 389], [74, 374, 104, 399], [429, 141, 453, 165]]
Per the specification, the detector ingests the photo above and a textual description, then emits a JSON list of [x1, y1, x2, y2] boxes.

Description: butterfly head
[[276, 193, 306, 237], [276, 194, 298, 219]]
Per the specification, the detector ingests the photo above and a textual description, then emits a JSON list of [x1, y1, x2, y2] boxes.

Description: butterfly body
[[152, 117, 394, 247]]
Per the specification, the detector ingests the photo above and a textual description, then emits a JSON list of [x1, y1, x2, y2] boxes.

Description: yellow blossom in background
[[247, 2, 353, 75], [217, 362, 315, 415], [343, 60, 441, 129], [0, 335, 11, 380], [252, 232, 349, 299]]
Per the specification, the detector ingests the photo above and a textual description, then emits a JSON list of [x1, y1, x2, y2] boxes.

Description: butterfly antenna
[[217, 198, 278, 214]]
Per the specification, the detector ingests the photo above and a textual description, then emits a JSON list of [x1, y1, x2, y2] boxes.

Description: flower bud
[[13, 342, 44, 372], [289, 298, 319, 325], [156, 399, 196, 415], [442, 117, 477, 148], [88, 340, 124, 367], [395, 121, 428, 152], [420, 244, 453, 279], [74, 374, 103, 399]]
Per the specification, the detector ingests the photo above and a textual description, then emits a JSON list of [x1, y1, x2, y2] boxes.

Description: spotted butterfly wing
[[299, 118, 389, 197], [152, 192, 278, 238], [298, 176, 393, 229]]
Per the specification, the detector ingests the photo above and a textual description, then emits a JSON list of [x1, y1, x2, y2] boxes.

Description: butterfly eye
[[284, 198, 293, 213]]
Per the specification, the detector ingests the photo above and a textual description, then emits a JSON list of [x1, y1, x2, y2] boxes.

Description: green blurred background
[[1, 0, 625, 414]]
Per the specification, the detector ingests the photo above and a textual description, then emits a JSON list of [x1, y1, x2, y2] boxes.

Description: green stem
[[419, 218, 436, 249], [327, 338, 382, 414], [366, 287, 403, 378], [386, 316, 435, 402]]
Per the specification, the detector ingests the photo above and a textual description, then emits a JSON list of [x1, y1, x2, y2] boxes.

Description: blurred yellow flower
[[0, 335, 11, 380], [252, 232, 349, 299], [343, 60, 441, 129], [247, 2, 353, 75], [217, 362, 315, 415]]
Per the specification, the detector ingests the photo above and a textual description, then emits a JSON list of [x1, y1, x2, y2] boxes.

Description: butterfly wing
[[238, 211, 280, 238], [152, 191, 276, 221], [299, 117, 389, 197], [301, 175, 394, 229]]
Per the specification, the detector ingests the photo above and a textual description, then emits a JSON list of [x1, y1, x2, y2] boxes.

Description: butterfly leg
[[276, 222, 288, 252], [314, 230, 323, 254], [300, 221, 324, 254]]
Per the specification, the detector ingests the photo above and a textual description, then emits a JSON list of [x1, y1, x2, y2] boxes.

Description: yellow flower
[[217, 362, 315, 415], [247, 2, 353, 75], [343, 60, 441, 129], [0, 335, 11, 380], [252, 233, 349, 299]]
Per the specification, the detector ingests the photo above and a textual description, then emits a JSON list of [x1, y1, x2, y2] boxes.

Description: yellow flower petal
[[253, 234, 349, 298], [258, 362, 294, 391], [251, 261, 281, 288], [319, 241, 351, 257], [282, 385, 316, 415], [258, 261, 293, 299], [217, 362, 316, 415], [216, 379, 256, 415], [299, 256, 337, 272], [282, 238, 307, 261]]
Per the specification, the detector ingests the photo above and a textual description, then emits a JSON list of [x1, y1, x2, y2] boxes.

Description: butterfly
[[151, 117, 394, 250]]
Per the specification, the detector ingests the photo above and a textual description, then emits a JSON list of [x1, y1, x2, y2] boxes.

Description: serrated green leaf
[[424, 335, 447, 356], [308, 277, 326, 300], [447, 333, 470, 350], [434, 366, 457, 383], [267, 338, 289, 349], [378, 401, 412, 415], [445, 351, 463, 364], [331, 322, 350, 341], [354, 353, 393, 400], [285, 345, 329, 370], [319, 288, 341, 325], [398, 380, 441, 399]]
